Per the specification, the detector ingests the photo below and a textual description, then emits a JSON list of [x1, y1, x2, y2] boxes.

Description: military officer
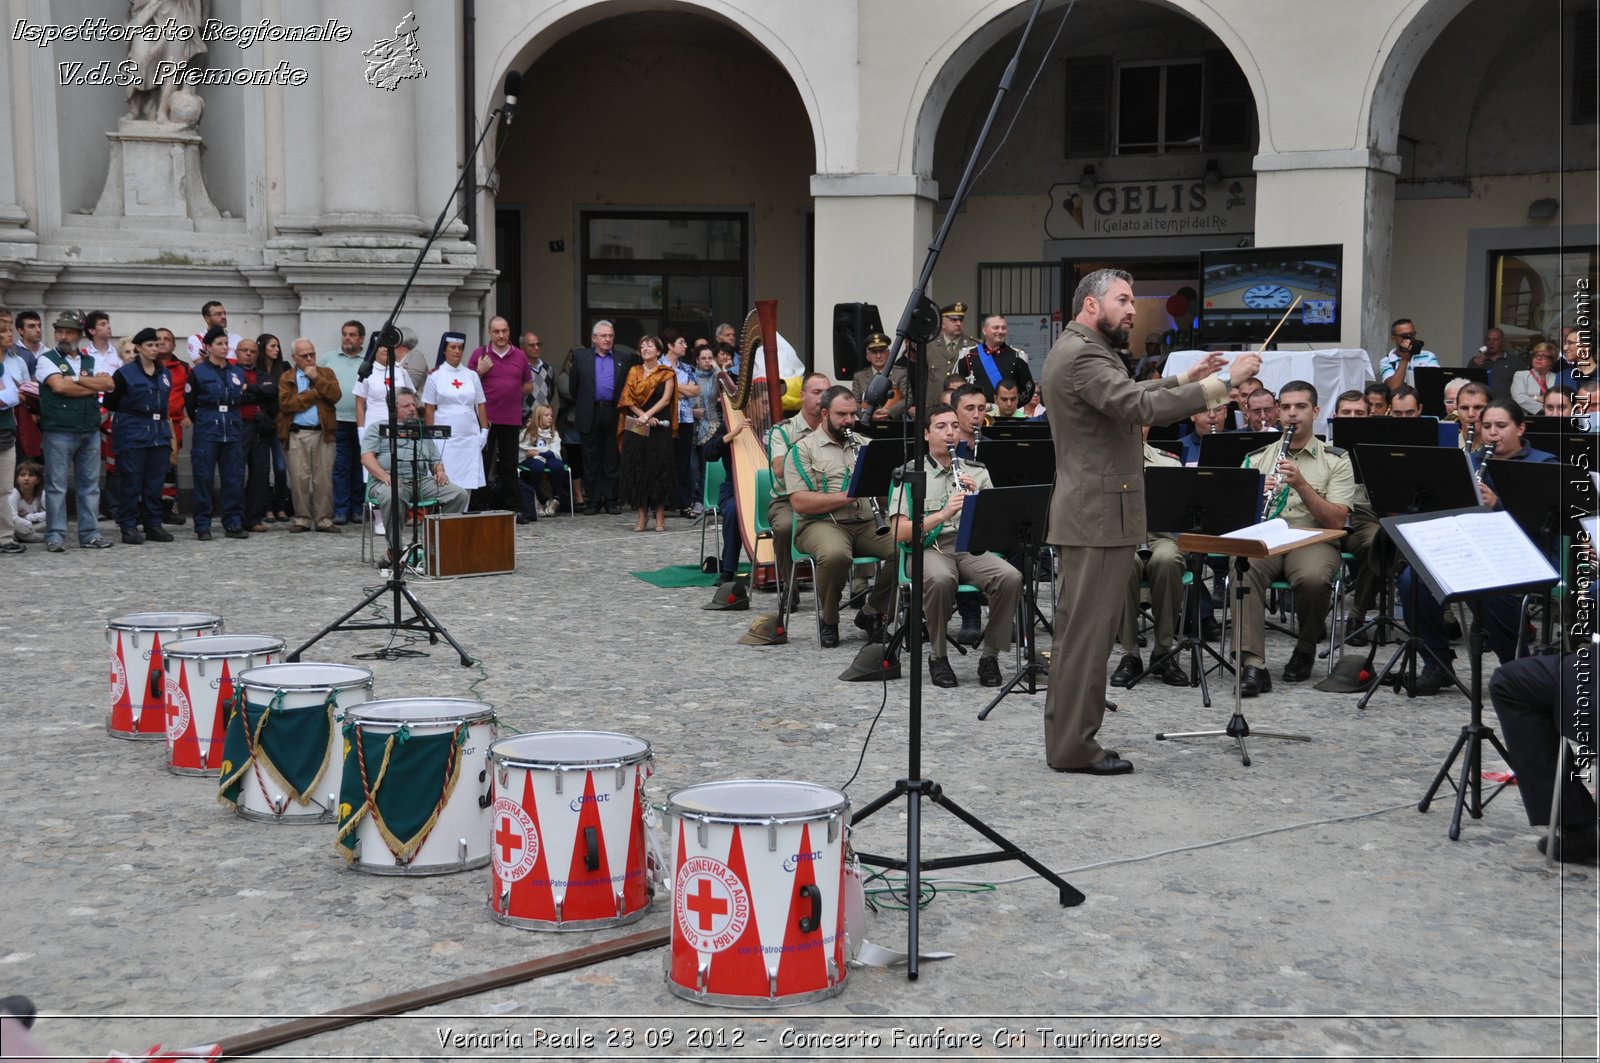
[[960, 313, 1035, 403], [851, 332, 908, 421], [923, 302, 969, 415]]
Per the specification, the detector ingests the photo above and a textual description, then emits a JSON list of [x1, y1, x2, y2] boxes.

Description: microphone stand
[[290, 93, 516, 667], [849, 0, 1084, 983]]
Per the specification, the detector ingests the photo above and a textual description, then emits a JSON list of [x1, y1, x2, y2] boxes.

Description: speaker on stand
[[832, 302, 884, 380]]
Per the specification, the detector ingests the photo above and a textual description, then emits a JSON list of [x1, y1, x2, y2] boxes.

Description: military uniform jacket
[[186, 359, 247, 444], [1043, 320, 1224, 547], [1242, 434, 1356, 529], [851, 364, 909, 419], [106, 360, 172, 449], [767, 411, 816, 502], [784, 428, 873, 523], [891, 456, 993, 549], [959, 342, 1034, 401], [923, 334, 965, 410]]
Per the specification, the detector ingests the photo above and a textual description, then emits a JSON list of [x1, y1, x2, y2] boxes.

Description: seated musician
[[1330, 391, 1387, 646], [1243, 386, 1279, 431], [1178, 404, 1231, 465], [1453, 381, 1490, 449], [949, 382, 993, 643], [1177, 405, 1231, 642], [1491, 649, 1598, 863], [1111, 425, 1188, 688], [891, 404, 1021, 688], [1363, 382, 1390, 417], [1441, 376, 1471, 420], [1388, 385, 1422, 417], [768, 372, 830, 602], [1542, 385, 1574, 417], [1395, 399, 1558, 694], [784, 386, 897, 647], [360, 389, 469, 516], [1237, 380, 1355, 695], [850, 332, 908, 422], [993, 378, 1026, 420]]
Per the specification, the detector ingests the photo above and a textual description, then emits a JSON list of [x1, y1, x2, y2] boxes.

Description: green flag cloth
[[218, 690, 337, 811], [335, 721, 465, 866]]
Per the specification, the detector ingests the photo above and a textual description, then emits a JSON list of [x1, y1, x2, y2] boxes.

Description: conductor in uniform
[[923, 302, 968, 415], [1042, 268, 1258, 775]]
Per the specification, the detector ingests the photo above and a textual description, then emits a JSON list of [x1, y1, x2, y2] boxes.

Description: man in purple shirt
[[469, 316, 534, 519], [569, 320, 638, 514]]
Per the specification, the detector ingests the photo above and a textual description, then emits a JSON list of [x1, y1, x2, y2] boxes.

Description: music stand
[[1126, 466, 1260, 706], [980, 421, 1051, 442], [967, 438, 1055, 487], [383, 420, 451, 576], [1198, 431, 1280, 468], [1391, 508, 1560, 838], [1157, 523, 1339, 766], [1489, 459, 1574, 653], [952, 485, 1052, 719], [1352, 444, 1480, 707]]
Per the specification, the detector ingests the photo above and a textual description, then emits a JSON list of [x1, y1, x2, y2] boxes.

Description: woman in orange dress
[[616, 335, 678, 531]]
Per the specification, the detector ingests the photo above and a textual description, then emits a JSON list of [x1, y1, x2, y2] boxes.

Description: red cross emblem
[[686, 876, 729, 930], [674, 855, 748, 952], [491, 797, 538, 881], [450, 378, 464, 389]]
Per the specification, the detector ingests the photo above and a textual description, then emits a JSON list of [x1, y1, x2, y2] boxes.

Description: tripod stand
[[1383, 507, 1561, 838], [290, 75, 522, 667], [1126, 548, 1233, 707], [849, 0, 1083, 982]]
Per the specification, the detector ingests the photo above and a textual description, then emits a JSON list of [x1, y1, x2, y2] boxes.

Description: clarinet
[[1260, 424, 1288, 521], [1463, 423, 1475, 453], [1471, 442, 1492, 489], [949, 441, 977, 495]]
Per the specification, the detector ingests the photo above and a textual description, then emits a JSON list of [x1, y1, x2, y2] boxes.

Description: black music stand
[[980, 421, 1050, 442], [1489, 459, 1573, 654], [954, 485, 1051, 719], [1125, 466, 1260, 706], [1329, 417, 1442, 654], [383, 420, 452, 576], [1352, 444, 1480, 707], [1156, 523, 1336, 766], [1198, 430, 1280, 467], [1391, 508, 1560, 839], [968, 440, 1057, 635]]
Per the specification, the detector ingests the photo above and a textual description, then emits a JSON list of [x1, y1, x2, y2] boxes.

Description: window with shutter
[[1574, 8, 1596, 125], [1204, 50, 1255, 151], [1064, 56, 1112, 157]]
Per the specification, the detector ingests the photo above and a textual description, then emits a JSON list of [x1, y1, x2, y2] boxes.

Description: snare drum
[[487, 731, 653, 931], [336, 698, 498, 875], [665, 780, 849, 1008], [162, 635, 284, 776], [219, 662, 373, 823], [105, 612, 223, 740]]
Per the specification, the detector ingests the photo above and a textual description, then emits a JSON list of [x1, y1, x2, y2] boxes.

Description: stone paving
[[1, 511, 1595, 1061]]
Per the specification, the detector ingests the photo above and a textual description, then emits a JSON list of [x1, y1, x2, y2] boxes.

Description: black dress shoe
[[1109, 654, 1142, 688], [195, 531, 214, 541], [583, 502, 600, 516], [1058, 751, 1134, 775], [929, 655, 958, 688], [1344, 615, 1370, 647], [1200, 617, 1224, 642], [954, 616, 983, 646], [819, 622, 840, 648], [1153, 656, 1189, 687], [143, 526, 174, 542], [161, 509, 186, 526], [1281, 649, 1314, 683], [604, 502, 622, 515], [1444, 614, 1462, 641], [853, 609, 885, 643], [121, 529, 145, 545], [224, 527, 249, 540], [977, 655, 1002, 687], [1239, 664, 1272, 697], [1411, 664, 1454, 697]]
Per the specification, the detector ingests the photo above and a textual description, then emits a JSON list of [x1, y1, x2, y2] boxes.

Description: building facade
[[0, 0, 1594, 369]]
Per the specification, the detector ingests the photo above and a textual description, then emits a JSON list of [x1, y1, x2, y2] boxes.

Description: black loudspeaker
[[832, 302, 883, 380]]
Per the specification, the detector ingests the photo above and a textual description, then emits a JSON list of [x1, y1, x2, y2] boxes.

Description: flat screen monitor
[[1198, 244, 1343, 345]]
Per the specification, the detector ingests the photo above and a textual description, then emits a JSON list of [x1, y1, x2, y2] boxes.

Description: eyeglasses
[[1394, 332, 1416, 340]]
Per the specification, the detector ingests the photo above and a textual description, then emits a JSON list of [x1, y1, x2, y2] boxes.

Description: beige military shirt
[[767, 411, 815, 501], [890, 456, 994, 549], [852, 364, 909, 419], [923, 334, 964, 410], [785, 428, 873, 524], [1243, 434, 1356, 529]]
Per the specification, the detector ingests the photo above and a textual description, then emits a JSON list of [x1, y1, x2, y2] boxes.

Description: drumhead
[[165, 634, 285, 660], [346, 697, 495, 727], [489, 730, 650, 768], [107, 611, 222, 633], [667, 779, 849, 823], [238, 662, 374, 691]]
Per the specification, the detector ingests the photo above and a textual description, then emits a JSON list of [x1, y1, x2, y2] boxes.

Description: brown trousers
[[1045, 544, 1135, 770]]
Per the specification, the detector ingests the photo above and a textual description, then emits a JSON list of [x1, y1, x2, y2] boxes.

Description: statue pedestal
[[92, 119, 219, 226]]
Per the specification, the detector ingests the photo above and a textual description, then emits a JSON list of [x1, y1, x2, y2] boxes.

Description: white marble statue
[[125, 0, 207, 127]]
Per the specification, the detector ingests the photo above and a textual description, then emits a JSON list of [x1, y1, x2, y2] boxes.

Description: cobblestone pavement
[[1, 512, 1594, 1061]]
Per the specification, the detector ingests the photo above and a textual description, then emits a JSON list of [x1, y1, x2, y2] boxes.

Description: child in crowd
[[517, 404, 569, 517], [9, 459, 46, 542]]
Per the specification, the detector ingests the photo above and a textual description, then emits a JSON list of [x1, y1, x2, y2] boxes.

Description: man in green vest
[[34, 311, 116, 551]]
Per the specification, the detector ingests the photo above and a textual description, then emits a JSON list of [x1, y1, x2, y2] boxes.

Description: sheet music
[[1219, 517, 1322, 550], [1393, 510, 1557, 598]]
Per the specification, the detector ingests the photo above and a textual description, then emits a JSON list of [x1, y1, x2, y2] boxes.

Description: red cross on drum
[[486, 731, 654, 931], [665, 780, 850, 1007]]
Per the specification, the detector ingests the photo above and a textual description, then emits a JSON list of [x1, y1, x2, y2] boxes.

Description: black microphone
[[356, 325, 401, 382], [503, 70, 522, 124]]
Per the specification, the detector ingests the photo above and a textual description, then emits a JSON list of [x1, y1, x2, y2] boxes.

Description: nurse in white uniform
[[421, 332, 488, 492]]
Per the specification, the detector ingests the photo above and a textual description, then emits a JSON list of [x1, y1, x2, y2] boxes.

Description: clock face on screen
[[1242, 284, 1294, 310]]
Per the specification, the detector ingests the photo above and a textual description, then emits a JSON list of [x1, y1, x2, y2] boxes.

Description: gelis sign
[[1045, 178, 1254, 240]]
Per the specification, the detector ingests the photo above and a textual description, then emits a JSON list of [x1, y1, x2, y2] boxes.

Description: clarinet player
[[1043, 269, 1255, 775]]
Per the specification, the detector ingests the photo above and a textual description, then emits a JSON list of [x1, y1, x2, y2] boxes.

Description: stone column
[[1252, 150, 1402, 358], [810, 173, 937, 357]]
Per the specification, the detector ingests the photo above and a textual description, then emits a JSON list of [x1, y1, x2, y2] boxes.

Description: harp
[[717, 300, 784, 588]]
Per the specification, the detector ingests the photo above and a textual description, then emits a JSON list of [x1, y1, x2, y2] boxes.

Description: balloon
[[1166, 293, 1189, 318]]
